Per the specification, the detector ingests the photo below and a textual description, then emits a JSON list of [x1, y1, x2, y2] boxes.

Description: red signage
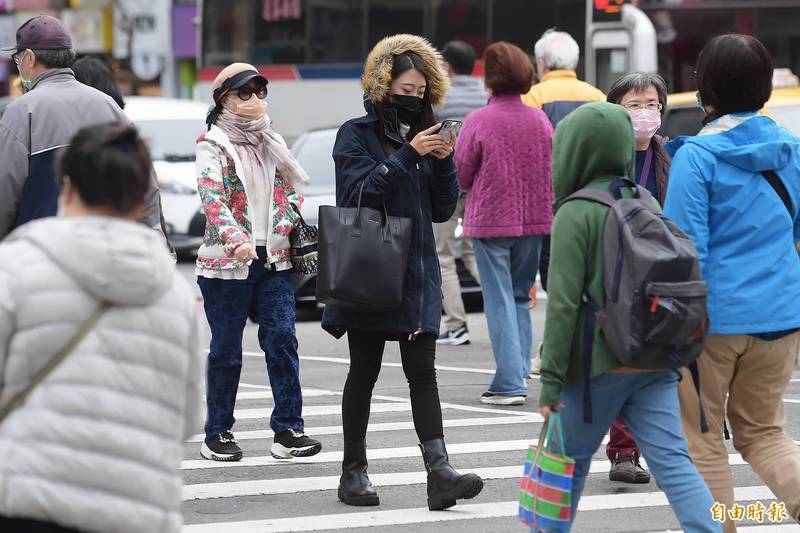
[[593, 0, 630, 21]]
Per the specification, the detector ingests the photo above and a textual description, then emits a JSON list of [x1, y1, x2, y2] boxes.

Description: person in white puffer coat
[[0, 123, 204, 533]]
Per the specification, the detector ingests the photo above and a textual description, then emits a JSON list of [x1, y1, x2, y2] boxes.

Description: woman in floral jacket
[[195, 62, 321, 462]]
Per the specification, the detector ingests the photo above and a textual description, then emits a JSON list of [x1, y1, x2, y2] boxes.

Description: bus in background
[[195, 0, 657, 142]]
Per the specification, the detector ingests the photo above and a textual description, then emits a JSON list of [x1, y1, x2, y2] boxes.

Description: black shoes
[[419, 438, 484, 510], [436, 326, 471, 346], [200, 430, 243, 462], [609, 455, 651, 484], [271, 428, 323, 459], [338, 440, 380, 506]]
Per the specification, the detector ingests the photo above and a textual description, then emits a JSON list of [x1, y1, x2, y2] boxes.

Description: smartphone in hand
[[437, 120, 462, 144]]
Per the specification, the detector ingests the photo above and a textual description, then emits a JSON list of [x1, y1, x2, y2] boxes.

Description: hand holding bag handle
[[349, 177, 394, 244], [0, 303, 110, 425]]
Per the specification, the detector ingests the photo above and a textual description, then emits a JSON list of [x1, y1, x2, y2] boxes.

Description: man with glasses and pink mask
[[196, 62, 322, 462], [599, 72, 672, 486]]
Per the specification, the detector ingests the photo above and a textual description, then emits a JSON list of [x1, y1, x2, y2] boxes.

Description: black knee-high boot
[[419, 438, 484, 510], [338, 440, 379, 506]]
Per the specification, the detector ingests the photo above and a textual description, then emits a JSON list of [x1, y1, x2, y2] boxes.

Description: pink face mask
[[628, 108, 661, 144]]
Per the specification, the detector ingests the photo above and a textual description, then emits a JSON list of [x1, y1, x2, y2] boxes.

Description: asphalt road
[[176, 263, 800, 533]]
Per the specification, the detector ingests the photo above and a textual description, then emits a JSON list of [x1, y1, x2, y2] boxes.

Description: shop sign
[[61, 8, 108, 53]]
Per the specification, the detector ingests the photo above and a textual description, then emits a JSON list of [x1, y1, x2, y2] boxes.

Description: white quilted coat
[[0, 217, 204, 533]]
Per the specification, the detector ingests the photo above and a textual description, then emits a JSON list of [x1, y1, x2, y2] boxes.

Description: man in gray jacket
[[0, 15, 162, 240], [434, 41, 487, 346]]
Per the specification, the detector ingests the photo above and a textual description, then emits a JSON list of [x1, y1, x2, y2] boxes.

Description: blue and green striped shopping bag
[[518, 412, 575, 532]]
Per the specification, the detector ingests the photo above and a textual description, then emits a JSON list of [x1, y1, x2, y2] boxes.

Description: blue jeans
[[474, 236, 542, 396], [548, 371, 720, 533], [198, 249, 304, 438]]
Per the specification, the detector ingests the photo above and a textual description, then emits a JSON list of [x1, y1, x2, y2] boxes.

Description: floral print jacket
[[195, 125, 302, 279]]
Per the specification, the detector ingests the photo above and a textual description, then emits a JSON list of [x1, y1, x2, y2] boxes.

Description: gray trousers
[[433, 194, 479, 332]]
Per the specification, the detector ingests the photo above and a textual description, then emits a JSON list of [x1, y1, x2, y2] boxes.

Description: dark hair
[[696, 34, 772, 117], [607, 72, 668, 115], [73, 57, 125, 109], [441, 41, 476, 76], [59, 124, 152, 214], [484, 42, 534, 95], [376, 52, 436, 142], [32, 48, 77, 69]]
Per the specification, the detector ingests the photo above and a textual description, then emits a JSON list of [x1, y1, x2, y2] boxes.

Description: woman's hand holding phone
[[431, 120, 460, 160], [431, 131, 456, 160], [411, 123, 446, 157]]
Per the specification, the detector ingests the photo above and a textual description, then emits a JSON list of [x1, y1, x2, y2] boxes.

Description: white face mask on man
[[628, 108, 661, 144]]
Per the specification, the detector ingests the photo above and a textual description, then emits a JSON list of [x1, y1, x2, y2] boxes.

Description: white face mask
[[628, 108, 661, 144]]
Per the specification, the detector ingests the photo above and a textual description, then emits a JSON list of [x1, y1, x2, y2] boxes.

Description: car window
[[768, 106, 800, 137], [134, 119, 205, 161], [292, 130, 337, 195], [661, 106, 705, 139]]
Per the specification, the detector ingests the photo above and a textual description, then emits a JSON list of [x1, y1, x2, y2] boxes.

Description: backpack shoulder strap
[[563, 188, 616, 208], [762, 170, 792, 215], [0, 302, 109, 425]]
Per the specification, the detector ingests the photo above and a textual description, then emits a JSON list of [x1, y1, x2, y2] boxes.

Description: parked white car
[[124, 96, 208, 255]]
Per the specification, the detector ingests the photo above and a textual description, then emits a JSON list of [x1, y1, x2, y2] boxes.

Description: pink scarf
[[215, 109, 309, 188]]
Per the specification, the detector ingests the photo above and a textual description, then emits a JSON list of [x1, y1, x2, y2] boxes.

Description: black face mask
[[387, 94, 424, 123]]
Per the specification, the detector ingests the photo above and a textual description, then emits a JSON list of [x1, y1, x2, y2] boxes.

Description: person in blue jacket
[[322, 34, 483, 511], [664, 34, 800, 530]]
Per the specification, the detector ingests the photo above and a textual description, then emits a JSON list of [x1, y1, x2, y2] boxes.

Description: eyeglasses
[[623, 102, 663, 112], [11, 49, 26, 66], [237, 85, 268, 101]]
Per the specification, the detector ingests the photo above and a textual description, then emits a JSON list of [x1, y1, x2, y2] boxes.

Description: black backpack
[[563, 179, 709, 430]]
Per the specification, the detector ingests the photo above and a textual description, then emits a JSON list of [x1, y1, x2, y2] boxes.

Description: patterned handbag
[[519, 412, 575, 532], [289, 205, 318, 275]]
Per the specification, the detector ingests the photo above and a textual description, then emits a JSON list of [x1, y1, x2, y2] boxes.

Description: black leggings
[[343, 330, 444, 443]]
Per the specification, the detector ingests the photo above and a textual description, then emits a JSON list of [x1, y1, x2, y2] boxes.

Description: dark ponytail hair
[[59, 123, 152, 214], [376, 52, 437, 144]]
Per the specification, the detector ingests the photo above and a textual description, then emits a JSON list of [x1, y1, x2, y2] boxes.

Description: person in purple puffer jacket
[[455, 41, 554, 406]]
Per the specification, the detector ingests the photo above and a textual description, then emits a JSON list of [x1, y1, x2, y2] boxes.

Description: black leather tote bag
[[316, 179, 412, 311]]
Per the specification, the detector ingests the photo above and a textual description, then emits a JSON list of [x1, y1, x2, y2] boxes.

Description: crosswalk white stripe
[[182, 453, 751, 500], [182, 439, 534, 470], [186, 415, 540, 443], [233, 401, 412, 419], [232, 399, 537, 421], [235, 389, 338, 400], [245, 351, 500, 376], [181, 485, 778, 532], [238, 383, 269, 389]]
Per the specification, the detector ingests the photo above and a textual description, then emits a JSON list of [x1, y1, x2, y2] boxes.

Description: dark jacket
[[652, 134, 672, 206], [0, 69, 163, 240], [321, 101, 460, 339]]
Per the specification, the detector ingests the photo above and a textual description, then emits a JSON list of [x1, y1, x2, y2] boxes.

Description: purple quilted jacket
[[455, 94, 554, 238]]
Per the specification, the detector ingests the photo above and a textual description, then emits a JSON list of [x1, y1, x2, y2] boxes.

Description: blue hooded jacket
[[664, 115, 800, 335]]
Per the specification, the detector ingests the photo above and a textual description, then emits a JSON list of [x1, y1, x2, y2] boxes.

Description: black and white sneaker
[[436, 326, 470, 346], [480, 392, 526, 406], [200, 430, 243, 462], [271, 429, 322, 459]]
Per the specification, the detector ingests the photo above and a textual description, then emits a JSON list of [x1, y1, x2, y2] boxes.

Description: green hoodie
[[539, 102, 637, 407]]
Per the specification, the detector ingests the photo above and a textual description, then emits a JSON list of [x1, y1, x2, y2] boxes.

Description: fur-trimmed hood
[[362, 34, 450, 107]]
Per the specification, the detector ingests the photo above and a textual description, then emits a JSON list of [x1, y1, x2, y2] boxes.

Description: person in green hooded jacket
[[536, 102, 719, 533]]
